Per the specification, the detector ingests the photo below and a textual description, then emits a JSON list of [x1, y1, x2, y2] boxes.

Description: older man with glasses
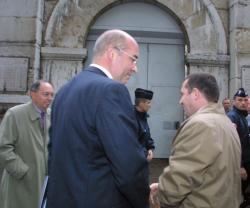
[[0, 80, 54, 208], [46, 29, 150, 208]]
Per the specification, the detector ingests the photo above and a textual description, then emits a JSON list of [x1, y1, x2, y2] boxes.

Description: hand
[[240, 167, 248, 180], [232, 123, 237, 128], [150, 183, 159, 206], [147, 149, 154, 161]]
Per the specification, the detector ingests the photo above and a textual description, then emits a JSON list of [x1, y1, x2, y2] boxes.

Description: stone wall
[[0, 0, 40, 104], [229, 0, 250, 97], [0, 0, 250, 103]]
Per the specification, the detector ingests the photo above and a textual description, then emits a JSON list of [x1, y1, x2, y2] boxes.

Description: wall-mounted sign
[[0, 57, 28, 92], [242, 66, 250, 95]]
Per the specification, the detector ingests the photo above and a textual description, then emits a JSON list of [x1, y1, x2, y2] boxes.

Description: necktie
[[40, 111, 45, 130]]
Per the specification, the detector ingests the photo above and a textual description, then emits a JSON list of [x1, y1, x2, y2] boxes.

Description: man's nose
[[132, 65, 137, 73]]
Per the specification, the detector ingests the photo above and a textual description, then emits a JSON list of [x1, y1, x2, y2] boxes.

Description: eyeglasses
[[39, 91, 54, 98], [114, 46, 138, 64]]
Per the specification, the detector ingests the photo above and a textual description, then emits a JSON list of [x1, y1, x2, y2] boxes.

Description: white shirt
[[90, 64, 113, 79]]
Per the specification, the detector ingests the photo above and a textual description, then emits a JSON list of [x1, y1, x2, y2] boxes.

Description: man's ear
[[27, 90, 31, 96], [232, 99, 236, 105], [107, 47, 115, 60], [192, 88, 200, 100], [29, 90, 36, 99]]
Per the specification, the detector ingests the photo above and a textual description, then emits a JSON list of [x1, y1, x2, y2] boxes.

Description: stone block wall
[[0, 0, 250, 103], [229, 0, 250, 97], [0, 0, 38, 105]]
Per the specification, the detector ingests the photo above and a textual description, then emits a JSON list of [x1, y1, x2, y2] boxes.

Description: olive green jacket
[[0, 102, 50, 208], [158, 103, 241, 208]]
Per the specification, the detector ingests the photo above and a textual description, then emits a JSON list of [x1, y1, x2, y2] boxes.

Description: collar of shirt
[[32, 103, 45, 116], [90, 64, 113, 79]]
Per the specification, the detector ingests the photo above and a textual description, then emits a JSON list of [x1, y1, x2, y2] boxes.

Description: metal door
[[85, 41, 184, 158], [127, 43, 184, 157], [85, 2, 185, 157]]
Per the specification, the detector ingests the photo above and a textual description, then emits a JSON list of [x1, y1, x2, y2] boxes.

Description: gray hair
[[30, 80, 52, 92], [92, 29, 131, 59]]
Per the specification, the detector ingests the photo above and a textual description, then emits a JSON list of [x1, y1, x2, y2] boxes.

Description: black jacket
[[134, 108, 155, 156], [47, 67, 149, 208], [227, 106, 250, 166]]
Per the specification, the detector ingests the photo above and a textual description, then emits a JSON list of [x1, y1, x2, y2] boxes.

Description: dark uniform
[[227, 88, 250, 208], [134, 88, 155, 157]]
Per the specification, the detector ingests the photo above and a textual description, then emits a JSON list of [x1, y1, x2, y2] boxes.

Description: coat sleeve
[[157, 119, 221, 207], [0, 109, 29, 179], [95, 83, 150, 208], [145, 124, 155, 150], [227, 112, 237, 126], [227, 111, 248, 166]]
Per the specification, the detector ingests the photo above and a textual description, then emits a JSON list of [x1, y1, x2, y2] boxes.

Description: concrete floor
[[149, 158, 169, 184], [0, 158, 169, 208], [149, 158, 169, 208]]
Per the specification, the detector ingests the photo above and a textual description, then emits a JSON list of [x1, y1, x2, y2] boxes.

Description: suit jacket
[[157, 103, 241, 208], [0, 102, 50, 208], [47, 66, 150, 208]]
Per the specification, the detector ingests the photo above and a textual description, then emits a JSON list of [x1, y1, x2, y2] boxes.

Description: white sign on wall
[[0, 57, 28, 92], [242, 66, 250, 95]]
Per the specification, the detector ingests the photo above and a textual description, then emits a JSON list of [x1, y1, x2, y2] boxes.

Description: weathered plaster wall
[[229, 0, 250, 97], [42, 0, 230, 94], [44, 0, 226, 53], [0, 0, 39, 106], [211, 0, 229, 49], [1, 0, 250, 102]]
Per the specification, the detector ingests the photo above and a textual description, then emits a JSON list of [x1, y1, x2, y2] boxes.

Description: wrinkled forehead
[[223, 100, 230, 104], [39, 82, 53, 91], [235, 96, 248, 101]]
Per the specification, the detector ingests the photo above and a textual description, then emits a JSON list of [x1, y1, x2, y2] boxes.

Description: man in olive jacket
[[150, 73, 241, 208], [0, 80, 54, 208]]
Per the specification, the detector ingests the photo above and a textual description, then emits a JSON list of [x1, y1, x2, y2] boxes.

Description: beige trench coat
[[0, 102, 50, 208], [158, 103, 242, 208]]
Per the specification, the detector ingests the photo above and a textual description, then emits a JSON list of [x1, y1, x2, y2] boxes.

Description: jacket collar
[[193, 103, 225, 116], [90, 64, 112, 79], [134, 106, 149, 118], [233, 106, 248, 117], [28, 102, 50, 121], [182, 103, 225, 126], [86, 65, 112, 79]]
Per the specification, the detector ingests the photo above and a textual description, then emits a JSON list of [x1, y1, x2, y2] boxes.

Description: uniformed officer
[[134, 88, 155, 161]]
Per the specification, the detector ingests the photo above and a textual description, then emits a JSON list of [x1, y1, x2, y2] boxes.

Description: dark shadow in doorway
[[149, 158, 169, 184]]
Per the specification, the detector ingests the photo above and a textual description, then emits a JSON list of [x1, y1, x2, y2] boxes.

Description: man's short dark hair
[[30, 80, 51, 92], [30, 81, 42, 92], [185, 73, 219, 102]]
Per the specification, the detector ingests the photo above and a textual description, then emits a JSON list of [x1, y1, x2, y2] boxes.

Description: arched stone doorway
[[41, 0, 229, 157], [84, 2, 185, 157]]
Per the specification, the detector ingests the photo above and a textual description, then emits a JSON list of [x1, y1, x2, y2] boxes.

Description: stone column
[[229, 0, 250, 97], [229, 0, 240, 98], [34, 0, 44, 81], [186, 53, 230, 100], [41, 47, 87, 92]]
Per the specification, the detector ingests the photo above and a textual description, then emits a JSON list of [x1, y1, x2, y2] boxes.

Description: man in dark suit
[[46, 29, 150, 208]]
